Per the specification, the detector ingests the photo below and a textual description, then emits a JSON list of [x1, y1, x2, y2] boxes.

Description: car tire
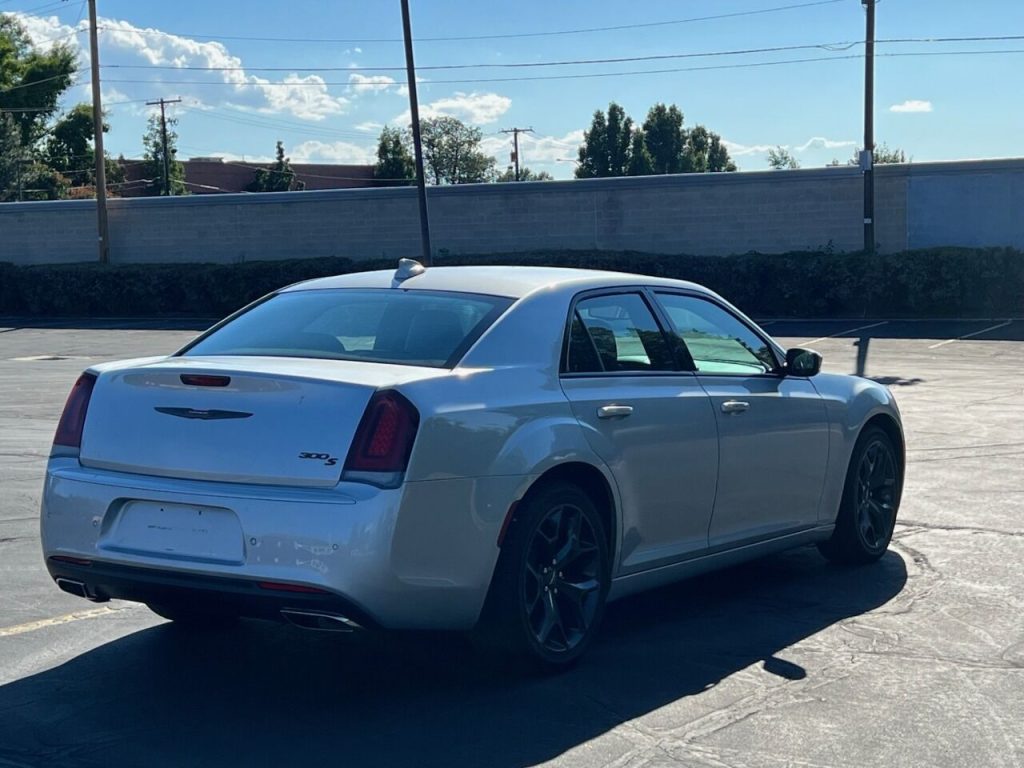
[[818, 425, 902, 565], [477, 481, 611, 671], [147, 603, 238, 629]]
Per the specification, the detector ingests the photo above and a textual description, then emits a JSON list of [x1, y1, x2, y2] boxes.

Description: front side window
[[655, 293, 777, 375], [183, 289, 512, 368], [566, 293, 674, 373]]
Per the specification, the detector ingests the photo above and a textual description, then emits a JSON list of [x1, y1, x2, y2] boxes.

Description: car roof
[[283, 265, 712, 300]]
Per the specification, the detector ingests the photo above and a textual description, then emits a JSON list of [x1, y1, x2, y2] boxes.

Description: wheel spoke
[[553, 509, 582, 567], [536, 592, 563, 647]]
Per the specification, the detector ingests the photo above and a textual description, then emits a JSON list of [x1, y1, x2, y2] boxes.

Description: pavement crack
[[897, 520, 1024, 537]]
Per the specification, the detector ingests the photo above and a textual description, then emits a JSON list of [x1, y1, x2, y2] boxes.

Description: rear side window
[[183, 289, 512, 368], [566, 293, 674, 373]]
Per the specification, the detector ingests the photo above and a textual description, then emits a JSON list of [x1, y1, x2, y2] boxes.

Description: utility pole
[[500, 127, 534, 181], [400, 0, 432, 266], [87, 0, 109, 263], [146, 97, 182, 196], [862, 0, 876, 255]]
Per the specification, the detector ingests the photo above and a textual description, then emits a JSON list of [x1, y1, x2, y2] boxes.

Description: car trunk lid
[[79, 356, 443, 487]]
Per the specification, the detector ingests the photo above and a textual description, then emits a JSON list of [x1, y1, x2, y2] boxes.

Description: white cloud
[[723, 136, 857, 160], [793, 136, 858, 152], [6, 12, 84, 52], [890, 99, 933, 113], [394, 91, 512, 126], [7, 11, 348, 121], [251, 73, 348, 121], [347, 73, 398, 95], [289, 140, 375, 165], [721, 139, 776, 157], [355, 121, 384, 132], [481, 130, 584, 168]]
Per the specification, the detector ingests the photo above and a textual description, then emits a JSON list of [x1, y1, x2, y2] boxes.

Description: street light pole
[[87, 0, 109, 263], [400, 0, 432, 266], [862, 0, 876, 255]]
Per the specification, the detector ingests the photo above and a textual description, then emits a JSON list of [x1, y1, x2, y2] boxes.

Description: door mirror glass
[[785, 347, 822, 377]]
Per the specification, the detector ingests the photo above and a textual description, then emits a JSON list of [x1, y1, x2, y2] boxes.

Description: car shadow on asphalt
[[0, 547, 906, 768]]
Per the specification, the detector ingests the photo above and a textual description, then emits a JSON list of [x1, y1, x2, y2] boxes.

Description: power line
[[0, 69, 86, 93], [96, 48, 1024, 89], [95, 34, 1024, 75], [90, 1, 847, 45], [105, 41, 861, 73]]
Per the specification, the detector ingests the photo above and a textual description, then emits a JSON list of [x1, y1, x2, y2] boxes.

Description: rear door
[[559, 291, 719, 573], [652, 292, 829, 548]]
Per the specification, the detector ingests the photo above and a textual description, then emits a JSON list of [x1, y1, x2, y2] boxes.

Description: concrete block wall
[[1, 159, 1021, 266]]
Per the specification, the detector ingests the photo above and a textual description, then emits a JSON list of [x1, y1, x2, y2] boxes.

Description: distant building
[[118, 157, 377, 196]]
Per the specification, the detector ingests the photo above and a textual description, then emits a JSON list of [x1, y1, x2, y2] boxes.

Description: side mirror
[[785, 347, 822, 377]]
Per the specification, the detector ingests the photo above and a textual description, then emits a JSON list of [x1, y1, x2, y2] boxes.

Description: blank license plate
[[103, 501, 244, 565]]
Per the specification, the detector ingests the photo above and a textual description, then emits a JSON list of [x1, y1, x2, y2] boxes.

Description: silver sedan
[[41, 262, 904, 668]]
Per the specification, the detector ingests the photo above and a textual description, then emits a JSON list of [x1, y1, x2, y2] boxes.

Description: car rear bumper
[[41, 458, 531, 630], [46, 557, 378, 628]]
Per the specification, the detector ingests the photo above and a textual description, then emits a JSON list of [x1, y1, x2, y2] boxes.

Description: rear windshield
[[182, 289, 513, 368]]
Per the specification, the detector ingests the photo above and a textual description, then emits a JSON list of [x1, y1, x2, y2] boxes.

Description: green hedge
[[1, 247, 1022, 318]]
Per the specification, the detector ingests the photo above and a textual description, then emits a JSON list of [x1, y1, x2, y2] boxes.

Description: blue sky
[[4, 0, 1023, 178]]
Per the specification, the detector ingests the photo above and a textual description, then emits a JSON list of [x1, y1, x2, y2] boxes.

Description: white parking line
[[803, 321, 889, 346], [0, 605, 126, 638], [928, 320, 1013, 350]]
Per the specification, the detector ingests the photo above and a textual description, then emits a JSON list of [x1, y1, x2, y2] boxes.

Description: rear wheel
[[147, 603, 238, 629], [478, 481, 610, 670], [819, 425, 902, 564]]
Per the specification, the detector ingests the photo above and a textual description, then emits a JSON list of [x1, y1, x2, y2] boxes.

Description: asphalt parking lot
[[1, 317, 1022, 768]]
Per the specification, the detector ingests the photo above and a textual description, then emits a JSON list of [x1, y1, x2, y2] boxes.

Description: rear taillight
[[342, 390, 419, 488], [53, 373, 97, 451]]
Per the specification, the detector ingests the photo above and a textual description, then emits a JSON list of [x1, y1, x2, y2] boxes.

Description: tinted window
[[184, 289, 512, 368], [567, 293, 673, 373], [655, 293, 776, 374]]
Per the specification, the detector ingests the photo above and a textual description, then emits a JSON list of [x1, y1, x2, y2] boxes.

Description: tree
[[576, 102, 737, 178], [626, 130, 653, 176], [642, 104, 686, 174], [767, 146, 801, 170], [495, 166, 553, 182], [684, 125, 736, 173], [0, 16, 77, 147], [373, 126, 414, 185], [0, 16, 78, 201], [0, 113, 30, 202], [873, 143, 907, 164], [142, 113, 186, 195], [249, 141, 305, 192], [43, 103, 123, 188], [848, 143, 909, 166], [576, 102, 633, 178], [418, 116, 496, 184]]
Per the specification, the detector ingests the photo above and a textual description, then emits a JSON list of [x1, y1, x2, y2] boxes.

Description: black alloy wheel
[[479, 481, 610, 669], [522, 501, 603, 655], [819, 425, 902, 564]]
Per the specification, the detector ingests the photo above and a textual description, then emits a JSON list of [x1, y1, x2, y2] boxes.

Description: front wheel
[[478, 481, 611, 670], [819, 425, 902, 564]]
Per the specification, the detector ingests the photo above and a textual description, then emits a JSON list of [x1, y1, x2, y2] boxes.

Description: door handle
[[597, 404, 634, 419], [721, 400, 750, 414]]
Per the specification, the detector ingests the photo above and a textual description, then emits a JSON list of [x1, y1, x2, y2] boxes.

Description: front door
[[559, 291, 719, 573], [652, 292, 829, 549]]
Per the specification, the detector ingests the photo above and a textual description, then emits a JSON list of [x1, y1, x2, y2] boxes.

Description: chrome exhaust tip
[[54, 577, 107, 602], [280, 608, 363, 632]]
